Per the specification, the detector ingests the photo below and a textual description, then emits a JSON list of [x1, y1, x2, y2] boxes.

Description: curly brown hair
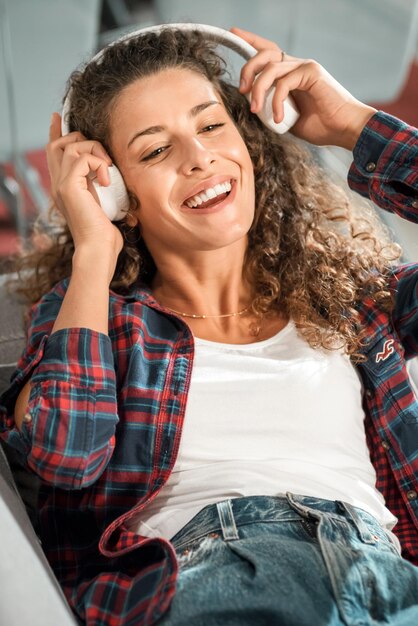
[[16, 27, 401, 360]]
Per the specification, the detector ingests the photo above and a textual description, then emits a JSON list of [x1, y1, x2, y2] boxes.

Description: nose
[[179, 137, 215, 175]]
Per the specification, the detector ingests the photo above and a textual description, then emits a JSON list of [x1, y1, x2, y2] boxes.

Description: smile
[[181, 179, 237, 215], [184, 180, 232, 209]]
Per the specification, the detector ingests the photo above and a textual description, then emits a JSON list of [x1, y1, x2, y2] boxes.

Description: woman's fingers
[[47, 130, 113, 201], [55, 153, 111, 223], [59, 153, 110, 197], [60, 140, 112, 168], [246, 59, 300, 110], [58, 152, 111, 207], [230, 26, 292, 91], [48, 134, 112, 166], [231, 27, 301, 117], [230, 26, 281, 53], [49, 112, 62, 142], [238, 49, 287, 92], [46, 113, 112, 182]]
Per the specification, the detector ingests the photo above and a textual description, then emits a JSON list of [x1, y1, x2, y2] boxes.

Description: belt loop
[[286, 492, 318, 520], [337, 501, 376, 545], [216, 500, 239, 541]]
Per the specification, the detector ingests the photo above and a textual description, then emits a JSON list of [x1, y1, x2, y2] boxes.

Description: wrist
[[341, 104, 378, 151], [72, 245, 118, 284]]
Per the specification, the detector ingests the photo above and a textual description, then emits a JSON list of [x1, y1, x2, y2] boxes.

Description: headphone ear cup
[[254, 88, 300, 134], [91, 165, 130, 221]]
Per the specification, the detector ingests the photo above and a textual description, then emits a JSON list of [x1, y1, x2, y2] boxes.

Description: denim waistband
[[170, 493, 389, 551]]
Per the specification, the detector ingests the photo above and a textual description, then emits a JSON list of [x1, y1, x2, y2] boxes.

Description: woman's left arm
[[232, 27, 418, 219]]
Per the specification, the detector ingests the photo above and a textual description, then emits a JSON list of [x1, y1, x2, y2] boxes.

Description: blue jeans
[[156, 493, 418, 626]]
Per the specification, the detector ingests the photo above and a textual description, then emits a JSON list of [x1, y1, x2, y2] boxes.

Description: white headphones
[[61, 23, 299, 221]]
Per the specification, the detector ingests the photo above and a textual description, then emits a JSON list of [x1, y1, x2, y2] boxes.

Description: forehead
[[109, 67, 223, 151], [113, 67, 219, 117]]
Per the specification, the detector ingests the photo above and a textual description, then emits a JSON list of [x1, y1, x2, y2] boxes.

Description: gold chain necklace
[[163, 303, 252, 320]]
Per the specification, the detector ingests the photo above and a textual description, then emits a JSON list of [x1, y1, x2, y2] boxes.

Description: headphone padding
[[92, 165, 130, 221]]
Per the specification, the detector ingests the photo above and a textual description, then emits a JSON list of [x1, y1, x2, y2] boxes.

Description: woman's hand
[[45, 114, 124, 334], [231, 27, 377, 150], [46, 113, 124, 259]]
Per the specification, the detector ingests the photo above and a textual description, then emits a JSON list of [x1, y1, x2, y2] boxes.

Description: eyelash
[[141, 123, 225, 162], [201, 123, 225, 133], [142, 146, 167, 162]]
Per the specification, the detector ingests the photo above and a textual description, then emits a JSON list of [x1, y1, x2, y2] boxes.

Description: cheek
[[234, 143, 254, 182], [131, 186, 172, 231], [228, 132, 247, 155], [124, 173, 156, 214]]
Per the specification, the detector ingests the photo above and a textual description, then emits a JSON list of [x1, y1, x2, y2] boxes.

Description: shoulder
[[31, 278, 145, 317]]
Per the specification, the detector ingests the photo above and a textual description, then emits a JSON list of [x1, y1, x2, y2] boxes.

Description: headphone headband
[[62, 23, 298, 135], [96, 23, 258, 62], [62, 25, 259, 135]]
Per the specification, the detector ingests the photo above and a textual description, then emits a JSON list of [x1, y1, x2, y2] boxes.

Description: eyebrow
[[127, 100, 220, 149]]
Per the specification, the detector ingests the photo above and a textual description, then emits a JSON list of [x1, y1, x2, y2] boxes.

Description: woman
[[1, 24, 418, 626]]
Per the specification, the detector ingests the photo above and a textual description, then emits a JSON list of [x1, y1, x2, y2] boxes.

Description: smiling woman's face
[[109, 67, 255, 262]]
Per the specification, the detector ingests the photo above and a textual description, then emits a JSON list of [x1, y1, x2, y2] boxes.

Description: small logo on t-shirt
[[375, 339, 395, 363]]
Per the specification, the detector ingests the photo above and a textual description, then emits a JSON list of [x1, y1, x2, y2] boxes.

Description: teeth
[[185, 181, 232, 208]]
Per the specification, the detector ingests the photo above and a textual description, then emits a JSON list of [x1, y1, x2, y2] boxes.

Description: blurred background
[[1, 0, 418, 272]]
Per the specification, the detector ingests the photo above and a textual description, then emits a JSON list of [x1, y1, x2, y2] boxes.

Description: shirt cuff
[[352, 111, 409, 173], [31, 327, 116, 389], [347, 111, 418, 216], [1, 328, 115, 451]]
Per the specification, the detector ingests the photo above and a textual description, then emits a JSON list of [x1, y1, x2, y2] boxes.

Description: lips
[[184, 180, 232, 209], [180, 179, 237, 215], [182, 177, 234, 209]]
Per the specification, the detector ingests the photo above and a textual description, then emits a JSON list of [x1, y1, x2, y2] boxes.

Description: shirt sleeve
[[348, 111, 418, 219], [386, 263, 418, 360], [0, 282, 118, 490]]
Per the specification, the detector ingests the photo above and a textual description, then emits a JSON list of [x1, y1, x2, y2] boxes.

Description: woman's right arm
[[8, 113, 124, 485], [13, 246, 116, 431], [45, 111, 123, 335]]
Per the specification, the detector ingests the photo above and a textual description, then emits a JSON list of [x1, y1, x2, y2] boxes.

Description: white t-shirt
[[126, 320, 398, 541]]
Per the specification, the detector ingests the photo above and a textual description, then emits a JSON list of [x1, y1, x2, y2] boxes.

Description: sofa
[[0, 272, 77, 625]]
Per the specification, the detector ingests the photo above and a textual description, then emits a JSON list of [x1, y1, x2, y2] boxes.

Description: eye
[[200, 123, 225, 133], [142, 145, 169, 162]]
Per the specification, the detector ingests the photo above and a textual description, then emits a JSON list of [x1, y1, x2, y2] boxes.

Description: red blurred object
[[0, 228, 20, 256], [368, 60, 418, 127], [0, 149, 49, 257]]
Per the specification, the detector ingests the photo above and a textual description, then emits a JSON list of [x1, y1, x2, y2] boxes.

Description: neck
[[150, 240, 253, 317]]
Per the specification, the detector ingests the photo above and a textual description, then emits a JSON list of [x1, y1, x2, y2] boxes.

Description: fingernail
[[240, 78, 246, 90]]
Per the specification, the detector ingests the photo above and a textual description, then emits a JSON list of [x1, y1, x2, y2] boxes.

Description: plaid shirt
[[1, 111, 418, 626]]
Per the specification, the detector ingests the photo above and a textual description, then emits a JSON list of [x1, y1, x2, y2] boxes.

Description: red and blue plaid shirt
[[1, 111, 418, 626]]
